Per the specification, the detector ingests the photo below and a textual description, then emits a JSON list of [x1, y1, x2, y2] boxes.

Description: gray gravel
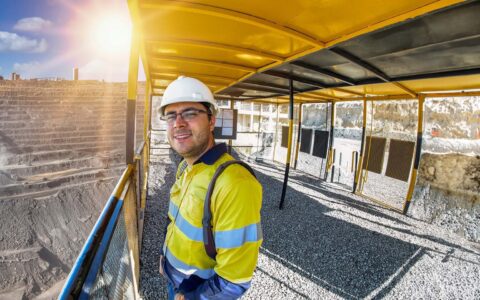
[[139, 148, 480, 300]]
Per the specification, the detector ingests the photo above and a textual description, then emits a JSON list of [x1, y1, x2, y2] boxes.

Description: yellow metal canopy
[[127, 0, 480, 102]]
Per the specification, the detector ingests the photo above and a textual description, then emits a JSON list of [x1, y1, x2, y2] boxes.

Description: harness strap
[[202, 160, 256, 260]]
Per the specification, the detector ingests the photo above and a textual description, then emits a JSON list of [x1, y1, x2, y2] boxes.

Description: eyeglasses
[[160, 108, 210, 124]]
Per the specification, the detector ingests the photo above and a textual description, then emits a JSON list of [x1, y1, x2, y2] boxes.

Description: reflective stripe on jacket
[[164, 143, 263, 289]]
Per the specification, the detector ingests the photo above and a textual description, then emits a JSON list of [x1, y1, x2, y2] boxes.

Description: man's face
[[164, 102, 215, 160]]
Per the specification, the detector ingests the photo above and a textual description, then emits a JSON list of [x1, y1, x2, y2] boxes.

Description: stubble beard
[[169, 128, 212, 160]]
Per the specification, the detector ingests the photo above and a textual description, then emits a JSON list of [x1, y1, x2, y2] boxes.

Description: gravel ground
[[139, 147, 480, 300]]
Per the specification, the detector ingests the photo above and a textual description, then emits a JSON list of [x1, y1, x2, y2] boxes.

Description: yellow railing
[[59, 138, 150, 299]]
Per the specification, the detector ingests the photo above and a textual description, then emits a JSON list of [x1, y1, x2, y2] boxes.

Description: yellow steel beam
[[140, 0, 323, 47], [151, 72, 236, 84], [150, 55, 256, 72], [214, 0, 465, 97], [301, 92, 341, 101], [325, 0, 465, 48], [152, 82, 223, 90], [331, 87, 365, 97], [422, 91, 480, 98], [392, 82, 417, 97], [147, 38, 284, 61]]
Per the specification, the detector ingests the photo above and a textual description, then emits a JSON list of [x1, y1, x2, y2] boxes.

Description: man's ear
[[209, 115, 216, 132]]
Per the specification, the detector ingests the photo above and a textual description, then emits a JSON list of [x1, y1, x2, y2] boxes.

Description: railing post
[[353, 98, 367, 193], [403, 95, 425, 214], [293, 103, 303, 169], [272, 102, 279, 162], [228, 99, 234, 154], [124, 179, 140, 296], [325, 101, 336, 181], [126, 31, 139, 165]]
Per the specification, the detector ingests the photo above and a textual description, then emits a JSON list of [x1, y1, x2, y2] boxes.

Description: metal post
[[228, 100, 234, 154], [256, 103, 262, 158], [325, 101, 336, 180], [143, 83, 150, 141], [403, 95, 425, 214], [293, 103, 303, 169], [352, 151, 359, 186], [279, 79, 294, 210], [338, 152, 342, 182], [272, 102, 279, 162], [330, 149, 336, 182], [353, 98, 367, 193], [126, 32, 139, 165]]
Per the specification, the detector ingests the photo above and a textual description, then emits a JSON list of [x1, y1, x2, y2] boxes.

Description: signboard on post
[[214, 109, 238, 140]]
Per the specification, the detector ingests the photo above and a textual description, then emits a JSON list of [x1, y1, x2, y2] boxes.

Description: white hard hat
[[159, 76, 217, 115]]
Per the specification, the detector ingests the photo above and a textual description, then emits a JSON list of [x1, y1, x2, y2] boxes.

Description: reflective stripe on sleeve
[[169, 202, 263, 249], [215, 222, 263, 248]]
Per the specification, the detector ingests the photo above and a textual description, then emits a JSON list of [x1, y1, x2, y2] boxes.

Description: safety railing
[[59, 138, 149, 299]]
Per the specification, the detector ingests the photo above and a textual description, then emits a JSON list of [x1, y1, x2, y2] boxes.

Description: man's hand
[[174, 293, 185, 300], [159, 255, 165, 276]]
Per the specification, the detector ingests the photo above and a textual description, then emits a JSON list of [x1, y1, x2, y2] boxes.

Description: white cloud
[[13, 61, 41, 78], [79, 59, 127, 82], [0, 31, 48, 53], [79, 58, 145, 82], [13, 17, 52, 32]]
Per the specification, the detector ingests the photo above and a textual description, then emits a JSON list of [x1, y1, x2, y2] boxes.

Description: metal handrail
[[58, 165, 133, 299]]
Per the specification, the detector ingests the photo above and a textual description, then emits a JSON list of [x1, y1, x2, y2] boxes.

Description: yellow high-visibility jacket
[[164, 143, 263, 285]]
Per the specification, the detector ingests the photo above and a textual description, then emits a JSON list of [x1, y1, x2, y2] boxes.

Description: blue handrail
[[58, 166, 133, 299]]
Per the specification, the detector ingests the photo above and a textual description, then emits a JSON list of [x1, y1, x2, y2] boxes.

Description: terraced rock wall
[[0, 80, 145, 299]]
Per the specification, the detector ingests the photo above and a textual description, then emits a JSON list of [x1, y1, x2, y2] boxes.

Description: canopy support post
[[228, 100, 235, 154], [403, 95, 425, 214], [126, 32, 139, 165], [293, 103, 303, 169], [353, 98, 367, 193], [325, 101, 336, 181], [279, 79, 294, 210]]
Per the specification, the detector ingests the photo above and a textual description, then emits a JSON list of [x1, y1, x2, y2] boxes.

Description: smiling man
[[158, 76, 263, 300]]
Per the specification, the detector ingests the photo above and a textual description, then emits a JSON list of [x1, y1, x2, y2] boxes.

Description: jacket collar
[[194, 143, 227, 165]]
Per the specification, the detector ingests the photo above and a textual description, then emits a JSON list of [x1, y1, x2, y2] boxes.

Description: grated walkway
[[139, 150, 480, 300]]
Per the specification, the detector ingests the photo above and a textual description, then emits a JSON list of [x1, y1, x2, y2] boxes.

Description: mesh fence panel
[[89, 206, 136, 300]]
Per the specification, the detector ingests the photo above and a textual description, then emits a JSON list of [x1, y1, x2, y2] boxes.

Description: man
[[158, 76, 263, 300]]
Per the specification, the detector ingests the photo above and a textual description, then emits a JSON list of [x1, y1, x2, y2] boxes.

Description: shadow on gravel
[[254, 164, 424, 299], [285, 169, 480, 257], [139, 150, 180, 300]]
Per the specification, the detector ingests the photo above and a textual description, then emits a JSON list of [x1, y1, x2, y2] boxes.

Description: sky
[[0, 0, 144, 82]]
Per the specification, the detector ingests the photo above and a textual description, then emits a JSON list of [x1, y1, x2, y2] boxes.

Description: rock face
[[0, 80, 145, 299], [409, 153, 480, 242]]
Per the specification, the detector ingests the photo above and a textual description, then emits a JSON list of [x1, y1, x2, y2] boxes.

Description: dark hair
[[200, 102, 213, 120]]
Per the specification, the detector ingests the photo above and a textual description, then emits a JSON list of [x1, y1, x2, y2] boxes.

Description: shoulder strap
[[202, 160, 256, 260]]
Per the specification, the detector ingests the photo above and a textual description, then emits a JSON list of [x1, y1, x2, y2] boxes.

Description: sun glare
[[89, 14, 131, 57]]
